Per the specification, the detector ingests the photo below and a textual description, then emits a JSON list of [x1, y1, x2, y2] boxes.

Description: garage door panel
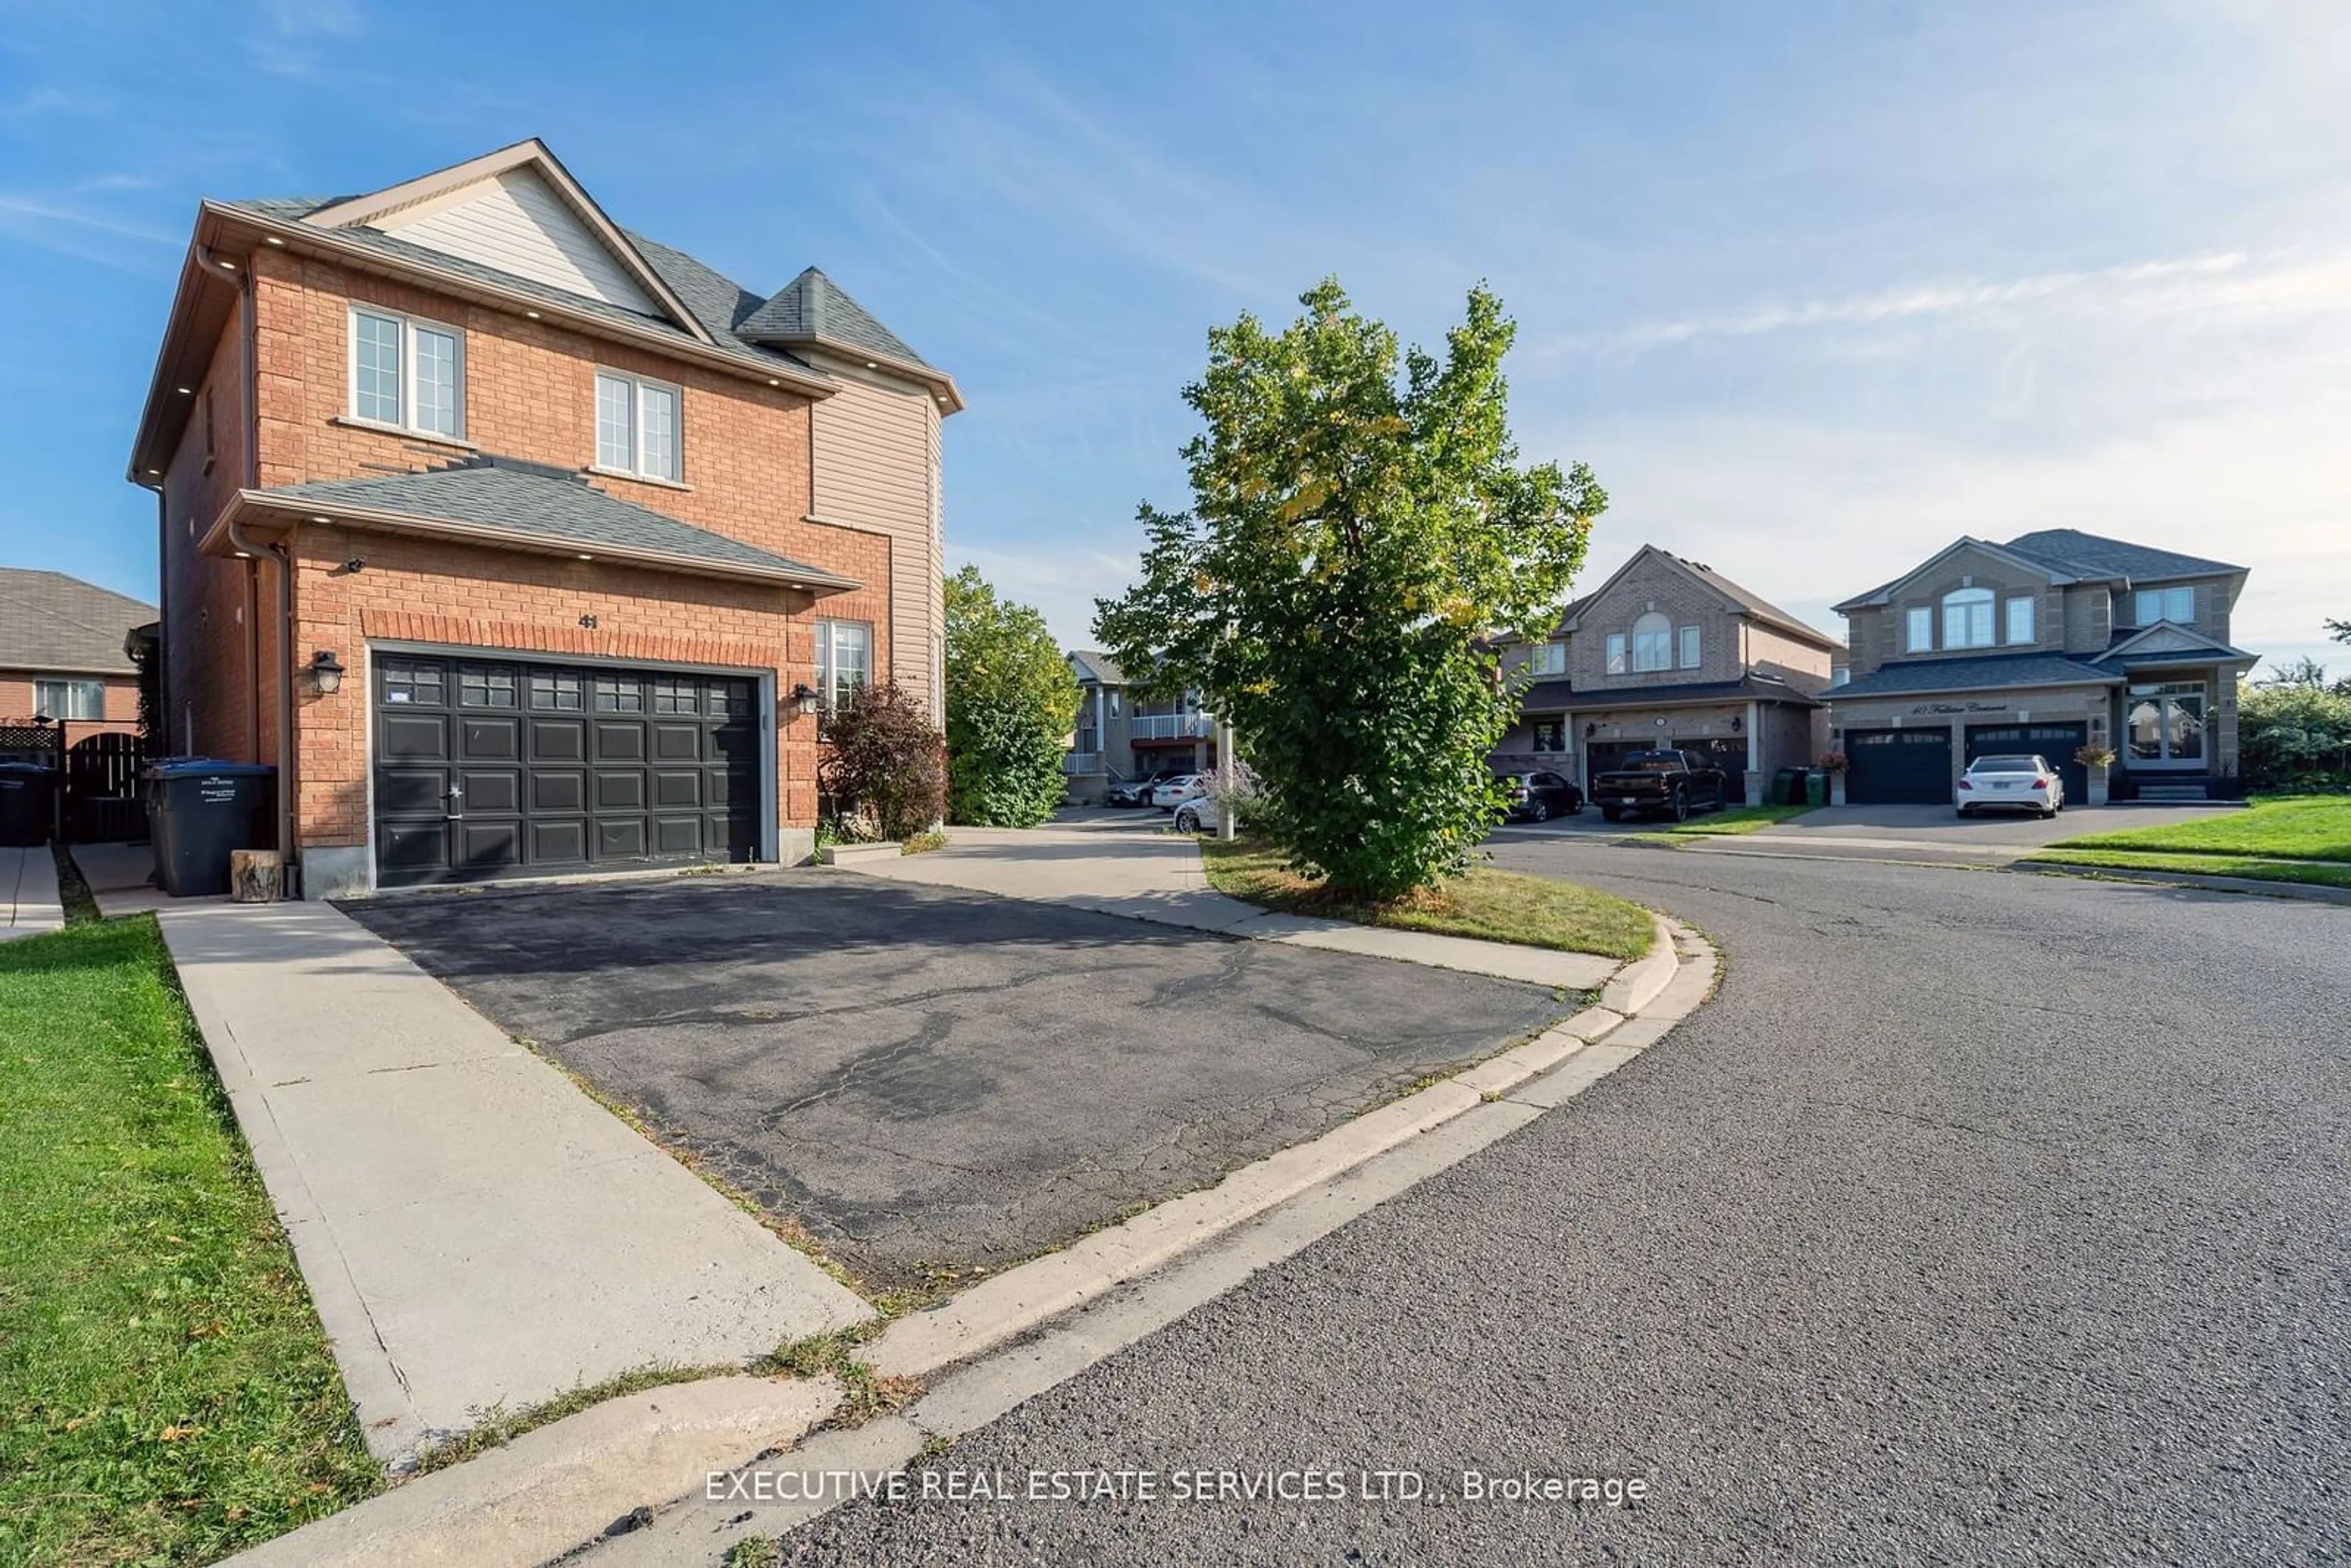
[[1845, 728, 1952, 805], [1967, 723, 2089, 801], [529, 719, 585, 763], [530, 819, 587, 864], [380, 713, 449, 761], [375, 651, 764, 888], [530, 769, 586, 812]]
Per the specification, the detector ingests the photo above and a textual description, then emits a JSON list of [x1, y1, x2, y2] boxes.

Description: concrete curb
[[2014, 859, 2351, 906], [816, 842, 904, 866], [858, 917, 1716, 1384], [217, 1374, 841, 1568]]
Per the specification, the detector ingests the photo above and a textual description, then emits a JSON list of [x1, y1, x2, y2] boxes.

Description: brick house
[[0, 569, 154, 740], [1827, 530, 2258, 803], [126, 140, 958, 896], [1490, 546, 1842, 804]]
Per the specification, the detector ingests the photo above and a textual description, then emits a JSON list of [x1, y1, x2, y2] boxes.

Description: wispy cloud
[[0, 195, 178, 269], [252, 0, 364, 79], [1535, 250, 2351, 357]]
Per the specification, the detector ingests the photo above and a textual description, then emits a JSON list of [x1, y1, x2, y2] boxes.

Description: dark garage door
[[373, 652, 762, 888], [1843, 727, 1952, 805], [1673, 737, 1750, 805], [1966, 722, 2088, 802], [1584, 741, 1647, 794]]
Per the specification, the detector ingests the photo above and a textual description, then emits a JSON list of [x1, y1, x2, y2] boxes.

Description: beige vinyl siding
[[372, 169, 661, 316], [809, 360, 943, 718]]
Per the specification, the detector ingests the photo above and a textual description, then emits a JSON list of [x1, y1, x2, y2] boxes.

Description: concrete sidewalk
[[855, 827, 1624, 991], [156, 899, 871, 1469], [0, 844, 63, 941]]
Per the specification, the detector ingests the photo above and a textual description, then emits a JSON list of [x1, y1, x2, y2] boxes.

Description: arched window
[[1631, 612, 1674, 672], [1942, 587, 1995, 649]]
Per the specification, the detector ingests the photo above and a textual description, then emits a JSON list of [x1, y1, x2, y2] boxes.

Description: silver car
[[1957, 754, 2064, 818]]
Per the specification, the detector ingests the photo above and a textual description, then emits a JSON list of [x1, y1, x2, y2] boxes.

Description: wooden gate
[[62, 731, 149, 842]]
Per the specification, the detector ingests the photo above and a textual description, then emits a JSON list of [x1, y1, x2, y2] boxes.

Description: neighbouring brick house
[[1490, 546, 1842, 804], [0, 568, 153, 740], [127, 140, 958, 895], [1828, 529, 2259, 803]]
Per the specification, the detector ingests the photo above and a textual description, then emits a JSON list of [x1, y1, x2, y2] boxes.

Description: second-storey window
[[1605, 633, 1627, 675], [1529, 642, 1565, 676], [594, 370, 683, 482], [2006, 595, 2036, 645], [1678, 625, 1701, 669], [1631, 612, 1673, 672], [1943, 587, 1995, 649], [815, 619, 873, 711], [34, 678, 105, 720], [350, 306, 463, 438], [2135, 585, 2194, 626], [1906, 606, 1934, 652]]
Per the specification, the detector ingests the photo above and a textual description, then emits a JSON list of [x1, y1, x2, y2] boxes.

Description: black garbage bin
[[147, 760, 276, 897], [0, 760, 56, 847]]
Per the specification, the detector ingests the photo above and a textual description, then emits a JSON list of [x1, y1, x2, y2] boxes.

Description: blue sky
[[2, 0, 2345, 670]]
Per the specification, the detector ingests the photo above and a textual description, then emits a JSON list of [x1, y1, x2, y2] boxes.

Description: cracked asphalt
[[342, 871, 1563, 1292], [774, 843, 2350, 1566]]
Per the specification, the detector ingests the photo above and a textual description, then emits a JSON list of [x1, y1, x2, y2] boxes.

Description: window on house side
[[1678, 625, 1701, 669], [1605, 633, 1627, 675], [1943, 588, 1995, 649], [1529, 642, 1565, 676], [34, 678, 105, 720], [350, 307, 462, 438], [2006, 596, 2035, 645], [1532, 718, 1565, 752], [2135, 586, 2194, 625], [594, 370, 684, 482], [816, 619, 873, 712], [1906, 606, 1933, 652]]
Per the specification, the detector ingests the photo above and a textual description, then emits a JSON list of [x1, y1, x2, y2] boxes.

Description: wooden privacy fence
[[0, 722, 151, 842]]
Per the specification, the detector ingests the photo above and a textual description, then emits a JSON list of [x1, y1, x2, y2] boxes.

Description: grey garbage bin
[[147, 760, 276, 897], [0, 760, 56, 847]]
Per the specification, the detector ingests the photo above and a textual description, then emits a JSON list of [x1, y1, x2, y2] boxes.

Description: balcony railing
[[1063, 751, 1103, 775], [1131, 713, 1210, 740]]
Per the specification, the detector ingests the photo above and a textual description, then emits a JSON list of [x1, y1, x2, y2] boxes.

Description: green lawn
[[2020, 848, 2351, 890], [1660, 803, 1817, 837], [2045, 794, 2351, 863], [1199, 838, 1655, 961], [0, 918, 378, 1566]]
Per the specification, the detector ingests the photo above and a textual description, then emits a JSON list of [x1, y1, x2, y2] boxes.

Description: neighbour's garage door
[[1673, 737, 1750, 805], [1584, 741, 1647, 794], [1966, 723, 2089, 803], [1843, 727, 1953, 805], [373, 652, 762, 888]]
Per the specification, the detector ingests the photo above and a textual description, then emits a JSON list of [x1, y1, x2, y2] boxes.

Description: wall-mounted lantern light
[[1730, 715, 1744, 732], [789, 681, 822, 715], [1584, 722, 1598, 738], [309, 650, 347, 696]]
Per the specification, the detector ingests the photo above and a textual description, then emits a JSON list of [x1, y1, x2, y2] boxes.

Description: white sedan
[[1957, 754, 2065, 819], [1150, 775, 1207, 812]]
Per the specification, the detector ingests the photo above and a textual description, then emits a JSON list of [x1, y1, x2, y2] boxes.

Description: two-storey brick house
[[126, 140, 958, 896], [1062, 650, 1217, 804], [1827, 529, 2258, 803], [1491, 546, 1842, 804]]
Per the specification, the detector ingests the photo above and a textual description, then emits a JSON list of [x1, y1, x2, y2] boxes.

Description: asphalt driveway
[[343, 872, 1563, 1294]]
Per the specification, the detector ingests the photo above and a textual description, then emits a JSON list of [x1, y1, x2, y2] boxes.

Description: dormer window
[[2135, 586, 2193, 626], [1631, 612, 1673, 672], [1942, 587, 1995, 650]]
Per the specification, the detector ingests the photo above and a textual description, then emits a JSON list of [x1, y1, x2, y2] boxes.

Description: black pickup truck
[[1591, 749, 1731, 822]]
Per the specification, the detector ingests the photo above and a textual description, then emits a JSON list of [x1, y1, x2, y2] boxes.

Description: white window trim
[[347, 304, 465, 440], [1678, 625, 1701, 669], [814, 617, 874, 710], [1630, 614, 1673, 673], [2005, 595, 2036, 646], [1529, 642, 1566, 676], [1605, 633, 1627, 675], [1906, 606, 1934, 653], [1942, 588, 1995, 650], [593, 369, 686, 484]]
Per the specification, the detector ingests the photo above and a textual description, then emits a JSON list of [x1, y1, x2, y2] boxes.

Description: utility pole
[[1216, 711, 1237, 840]]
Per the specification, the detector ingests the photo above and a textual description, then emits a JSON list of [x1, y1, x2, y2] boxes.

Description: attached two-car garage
[[373, 650, 766, 888]]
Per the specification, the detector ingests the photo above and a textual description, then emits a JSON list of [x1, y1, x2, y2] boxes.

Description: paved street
[[779, 846, 2350, 1564], [345, 872, 1561, 1292]]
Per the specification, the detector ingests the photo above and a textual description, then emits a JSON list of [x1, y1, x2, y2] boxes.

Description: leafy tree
[[1094, 279, 1603, 900], [2329, 618, 2350, 645], [818, 678, 946, 841], [944, 565, 1081, 826], [2240, 671, 2351, 789]]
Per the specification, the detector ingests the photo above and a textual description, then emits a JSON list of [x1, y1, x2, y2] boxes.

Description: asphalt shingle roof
[[0, 569, 154, 675], [1830, 653, 2120, 700], [1674, 558, 1842, 648], [737, 268, 934, 369], [2001, 528, 2242, 583], [1069, 649, 1128, 686], [255, 457, 852, 584]]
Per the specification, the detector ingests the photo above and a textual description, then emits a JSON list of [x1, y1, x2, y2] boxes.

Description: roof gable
[[303, 140, 713, 344], [1068, 649, 1127, 686], [1562, 545, 1839, 649], [2094, 621, 2258, 665], [1833, 536, 2075, 613]]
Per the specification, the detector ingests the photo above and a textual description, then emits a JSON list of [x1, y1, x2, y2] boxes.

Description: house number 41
[[578, 613, 599, 629]]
